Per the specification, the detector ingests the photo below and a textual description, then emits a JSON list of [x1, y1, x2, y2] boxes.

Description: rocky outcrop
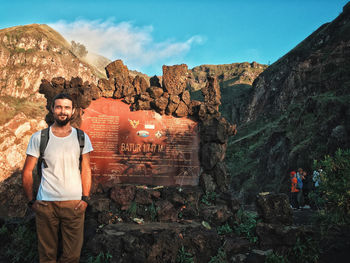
[[188, 62, 267, 91], [0, 112, 46, 217], [0, 24, 100, 100], [0, 113, 46, 182], [255, 193, 293, 225], [188, 62, 267, 126], [246, 3, 350, 121]]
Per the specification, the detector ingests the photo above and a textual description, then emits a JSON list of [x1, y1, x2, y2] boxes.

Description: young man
[[22, 93, 93, 263]]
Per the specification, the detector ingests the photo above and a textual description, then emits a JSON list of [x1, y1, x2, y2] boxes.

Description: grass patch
[[0, 96, 46, 125]]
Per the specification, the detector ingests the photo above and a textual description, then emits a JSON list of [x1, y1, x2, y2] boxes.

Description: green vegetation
[[208, 245, 227, 263], [201, 191, 217, 205], [233, 209, 259, 243], [0, 96, 46, 125], [0, 221, 38, 262], [127, 201, 138, 218], [288, 237, 320, 263], [216, 223, 233, 235], [86, 252, 112, 263], [225, 89, 350, 199], [148, 202, 158, 221], [264, 236, 320, 263], [265, 252, 287, 263], [312, 148, 350, 226], [176, 246, 194, 263]]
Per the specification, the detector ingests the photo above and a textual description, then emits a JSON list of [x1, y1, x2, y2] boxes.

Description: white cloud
[[49, 19, 203, 75]]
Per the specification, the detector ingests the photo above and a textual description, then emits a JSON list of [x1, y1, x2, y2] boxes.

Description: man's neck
[[51, 123, 73, 137]]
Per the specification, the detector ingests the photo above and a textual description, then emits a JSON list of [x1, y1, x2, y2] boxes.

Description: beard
[[54, 114, 72, 126]]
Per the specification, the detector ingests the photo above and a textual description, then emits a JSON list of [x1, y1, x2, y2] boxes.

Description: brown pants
[[35, 200, 85, 263]]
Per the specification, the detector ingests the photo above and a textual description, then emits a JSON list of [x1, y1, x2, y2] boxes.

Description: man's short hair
[[52, 93, 75, 108]]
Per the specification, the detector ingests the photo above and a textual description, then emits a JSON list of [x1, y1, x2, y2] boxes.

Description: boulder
[[148, 86, 164, 99], [110, 185, 136, 210], [153, 95, 169, 113], [256, 193, 293, 225], [162, 64, 188, 95], [134, 189, 153, 205], [174, 101, 189, 117], [165, 95, 180, 115], [69, 76, 83, 88], [132, 75, 148, 95], [224, 236, 251, 255], [97, 78, 115, 98], [256, 222, 304, 248], [156, 200, 178, 222], [105, 59, 129, 78], [181, 90, 191, 105]]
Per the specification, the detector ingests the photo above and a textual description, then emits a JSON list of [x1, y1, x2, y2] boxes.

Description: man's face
[[52, 98, 75, 126]]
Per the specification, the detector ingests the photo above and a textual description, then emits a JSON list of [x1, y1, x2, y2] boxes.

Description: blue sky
[[1, 0, 348, 75]]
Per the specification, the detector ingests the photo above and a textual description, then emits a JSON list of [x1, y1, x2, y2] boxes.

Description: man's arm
[[76, 153, 91, 210], [81, 152, 92, 197], [22, 155, 38, 201]]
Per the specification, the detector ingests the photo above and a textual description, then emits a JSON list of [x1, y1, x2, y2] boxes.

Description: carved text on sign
[[80, 98, 200, 186]]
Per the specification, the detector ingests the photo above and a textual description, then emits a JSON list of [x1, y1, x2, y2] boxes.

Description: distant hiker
[[290, 171, 299, 209], [311, 168, 323, 210], [296, 168, 305, 208], [22, 93, 93, 263], [313, 169, 322, 188], [302, 170, 312, 208]]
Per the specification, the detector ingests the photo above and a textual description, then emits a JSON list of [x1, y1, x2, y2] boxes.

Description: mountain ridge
[[225, 2, 350, 202]]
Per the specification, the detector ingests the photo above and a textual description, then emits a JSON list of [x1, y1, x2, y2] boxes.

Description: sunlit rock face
[[0, 113, 47, 182], [0, 24, 99, 100]]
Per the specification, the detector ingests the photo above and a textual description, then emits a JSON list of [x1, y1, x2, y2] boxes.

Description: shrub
[[0, 221, 38, 263], [87, 252, 112, 263], [208, 245, 226, 263], [313, 148, 350, 225], [233, 209, 259, 243], [288, 237, 320, 263], [265, 251, 287, 263], [176, 246, 194, 263]]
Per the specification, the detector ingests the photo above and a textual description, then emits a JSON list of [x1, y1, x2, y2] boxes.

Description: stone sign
[[80, 97, 200, 186]]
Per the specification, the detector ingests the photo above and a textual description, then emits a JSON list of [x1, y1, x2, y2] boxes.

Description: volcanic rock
[[162, 64, 188, 95], [110, 185, 136, 210], [132, 75, 148, 94], [181, 90, 191, 105], [200, 143, 226, 170], [148, 86, 164, 99], [150, 75, 161, 87], [98, 78, 115, 98], [174, 101, 189, 117], [201, 76, 221, 109]]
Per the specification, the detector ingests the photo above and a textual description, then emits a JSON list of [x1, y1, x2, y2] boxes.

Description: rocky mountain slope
[[0, 24, 100, 99], [189, 62, 267, 124], [226, 3, 350, 202]]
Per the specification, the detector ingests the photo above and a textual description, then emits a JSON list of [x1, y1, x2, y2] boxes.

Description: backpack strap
[[76, 128, 85, 170], [37, 127, 50, 178]]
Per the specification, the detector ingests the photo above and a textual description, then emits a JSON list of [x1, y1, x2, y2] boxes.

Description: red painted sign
[[80, 98, 200, 187]]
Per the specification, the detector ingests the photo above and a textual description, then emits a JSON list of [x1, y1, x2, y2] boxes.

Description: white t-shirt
[[26, 127, 93, 201]]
